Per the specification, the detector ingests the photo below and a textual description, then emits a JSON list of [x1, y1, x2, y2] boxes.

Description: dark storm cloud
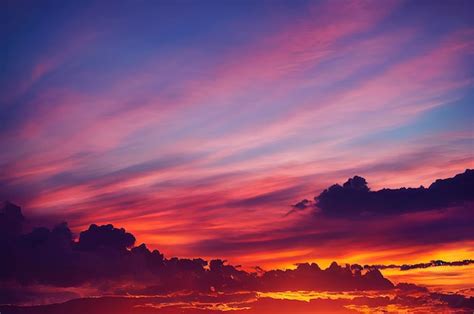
[[315, 169, 474, 217]]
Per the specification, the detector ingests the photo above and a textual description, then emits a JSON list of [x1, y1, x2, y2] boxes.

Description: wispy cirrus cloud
[[1, 0, 473, 269]]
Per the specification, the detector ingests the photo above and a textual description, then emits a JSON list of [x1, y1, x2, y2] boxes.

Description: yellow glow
[[382, 264, 474, 292], [257, 290, 394, 302]]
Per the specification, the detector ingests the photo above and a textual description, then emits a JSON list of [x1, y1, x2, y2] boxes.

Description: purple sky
[[1, 0, 473, 268]]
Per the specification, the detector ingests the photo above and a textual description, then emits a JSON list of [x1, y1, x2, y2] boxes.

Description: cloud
[[258, 262, 393, 292], [284, 199, 312, 217], [1, 284, 473, 313], [315, 169, 474, 217], [227, 185, 303, 208], [0, 201, 24, 237], [1, 202, 396, 305], [1, 0, 472, 269], [0, 170, 473, 311], [76, 224, 135, 251], [364, 259, 474, 271], [186, 170, 474, 268]]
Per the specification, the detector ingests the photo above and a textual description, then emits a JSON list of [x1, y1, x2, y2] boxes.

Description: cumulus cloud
[[1, 203, 396, 305], [315, 169, 474, 217], [76, 224, 136, 251], [188, 170, 474, 265], [0, 201, 24, 237]]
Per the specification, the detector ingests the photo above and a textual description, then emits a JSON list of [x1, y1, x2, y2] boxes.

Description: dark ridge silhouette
[[312, 169, 474, 217]]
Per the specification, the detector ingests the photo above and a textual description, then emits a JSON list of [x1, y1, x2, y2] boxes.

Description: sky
[[1, 0, 474, 275]]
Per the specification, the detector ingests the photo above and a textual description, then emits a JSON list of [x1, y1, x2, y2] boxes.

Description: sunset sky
[[2, 0, 473, 277]]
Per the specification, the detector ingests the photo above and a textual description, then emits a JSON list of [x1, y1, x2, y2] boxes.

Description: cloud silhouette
[[1, 203, 397, 305], [187, 170, 473, 268], [315, 169, 474, 217], [0, 201, 24, 237], [1, 170, 473, 308], [364, 259, 474, 271], [76, 224, 136, 251], [285, 199, 312, 216]]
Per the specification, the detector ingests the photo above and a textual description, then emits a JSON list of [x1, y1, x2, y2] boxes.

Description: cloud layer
[[0, 202, 394, 300], [2, 202, 473, 313]]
